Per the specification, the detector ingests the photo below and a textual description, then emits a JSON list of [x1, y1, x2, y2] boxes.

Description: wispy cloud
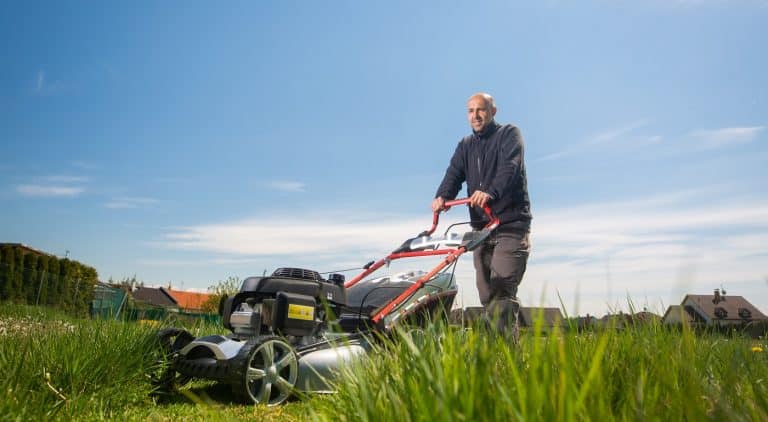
[[689, 126, 764, 149], [161, 213, 429, 257], [71, 161, 100, 170], [36, 71, 45, 93], [15, 174, 89, 198], [105, 197, 160, 209], [16, 184, 85, 197], [265, 180, 306, 192], [536, 120, 655, 161], [585, 120, 648, 145], [41, 175, 89, 183], [33, 69, 66, 96]]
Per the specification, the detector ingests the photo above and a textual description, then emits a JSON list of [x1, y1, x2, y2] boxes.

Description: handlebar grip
[[424, 197, 498, 236]]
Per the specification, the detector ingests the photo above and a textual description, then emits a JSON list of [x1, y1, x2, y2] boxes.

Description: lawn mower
[[151, 198, 499, 405]]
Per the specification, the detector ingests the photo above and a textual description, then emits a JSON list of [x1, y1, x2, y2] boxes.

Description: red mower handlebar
[[423, 197, 498, 236]]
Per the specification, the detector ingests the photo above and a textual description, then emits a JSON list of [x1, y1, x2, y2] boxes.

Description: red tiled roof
[[166, 289, 212, 312]]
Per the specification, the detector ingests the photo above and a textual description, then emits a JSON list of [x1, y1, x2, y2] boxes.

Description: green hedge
[[0, 245, 97, 316]]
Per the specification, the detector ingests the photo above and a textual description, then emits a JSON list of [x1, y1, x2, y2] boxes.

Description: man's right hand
[[431, 197, 445, 213]]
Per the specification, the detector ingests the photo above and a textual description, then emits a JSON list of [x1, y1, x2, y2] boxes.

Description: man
[[432, 92, 532, 333]]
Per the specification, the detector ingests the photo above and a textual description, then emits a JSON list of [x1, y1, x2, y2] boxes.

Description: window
[[714, 307, 728, 319]]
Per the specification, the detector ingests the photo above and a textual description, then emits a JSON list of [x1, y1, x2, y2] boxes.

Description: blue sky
[[2, 1, 766, 316]]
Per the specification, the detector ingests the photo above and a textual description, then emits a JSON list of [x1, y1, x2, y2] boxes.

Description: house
[[662, 289, 768, 327], [131, 286, 178, 310], [518, 307, 564, 328], [449, 306, 565, 329], [165, 288, 212, 313], [661, 305, 695, 325], [573, 314, 598, 330], [630, 311, 662, 324], [449, 306, 485, 325]]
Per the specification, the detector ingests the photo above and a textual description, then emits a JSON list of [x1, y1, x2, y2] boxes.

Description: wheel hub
[[266, 364, 278, 380]]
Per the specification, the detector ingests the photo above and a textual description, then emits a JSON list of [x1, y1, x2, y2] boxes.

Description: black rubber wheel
[[232, 337, 298, 406], [149, 327, 193, 394]]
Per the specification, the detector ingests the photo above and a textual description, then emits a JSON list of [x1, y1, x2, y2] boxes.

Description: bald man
[[432, 93, 532, 335]]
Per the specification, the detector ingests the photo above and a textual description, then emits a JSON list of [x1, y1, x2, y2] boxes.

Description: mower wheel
[[149, 327, 193, 395], [233, 336, 298, 406]]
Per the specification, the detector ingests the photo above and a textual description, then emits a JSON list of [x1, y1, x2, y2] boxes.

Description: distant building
[[449, 306, 485, 326], [630, 311, 662, 324], [131, 286, 178, 310], [574, 314, 598, 330], [662, 289, 768, 327], [662, 305, 695, 325], [165, 288, 212, 313], [449, 306, 565, 329], [518, 307, 564, 328]]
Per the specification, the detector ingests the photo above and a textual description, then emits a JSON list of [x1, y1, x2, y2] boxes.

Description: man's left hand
[[469, 190, 492, 208]]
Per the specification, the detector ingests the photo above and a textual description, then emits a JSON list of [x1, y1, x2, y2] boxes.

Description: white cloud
[[36, 70, 45, 93], [41, 175, 89, 183], [16, 174, 89, 198], [161, 213, 433, 257], [536, 120, 654, 161], [585, 120, 648, 145], [265, 180, 306, 192], [16, 184, 85, 197], [105, 197, 160, 209], [690, 126, 764, 149], [156, 189, 768, 316], [71, 161, 100, 170], [33, 69, 66, 96], [520, 191, 768, 314]]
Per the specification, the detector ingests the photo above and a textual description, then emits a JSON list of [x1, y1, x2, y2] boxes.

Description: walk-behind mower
[[151, 198, 499, 405]]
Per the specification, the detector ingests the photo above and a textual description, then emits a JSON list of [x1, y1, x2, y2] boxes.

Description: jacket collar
[[473, 121, 500, 139]]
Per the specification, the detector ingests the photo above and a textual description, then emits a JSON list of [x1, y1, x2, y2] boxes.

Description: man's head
[[467, 93, 497, 133]]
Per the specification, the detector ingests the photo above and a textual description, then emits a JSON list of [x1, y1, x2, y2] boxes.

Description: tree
[[0, 245, 13, 301], [22, 253, 39, 303], [35, 254, 50, 305], [11, 247, 24, 302], [201, 276, 241, 313], [46, 258, 60, 306]]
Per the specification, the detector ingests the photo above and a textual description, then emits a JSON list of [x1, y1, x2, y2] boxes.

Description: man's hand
[[469, 190, 491, 208], [431, 197, 446, 213]]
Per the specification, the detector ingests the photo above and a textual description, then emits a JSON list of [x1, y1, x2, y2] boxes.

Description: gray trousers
[[473, 228, 530, 331]]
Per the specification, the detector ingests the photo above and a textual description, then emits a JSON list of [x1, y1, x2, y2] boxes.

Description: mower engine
[[222, 267, 346, 341]]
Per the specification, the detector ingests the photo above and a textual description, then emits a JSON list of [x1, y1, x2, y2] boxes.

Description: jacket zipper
[[477, 156, 482, 189]]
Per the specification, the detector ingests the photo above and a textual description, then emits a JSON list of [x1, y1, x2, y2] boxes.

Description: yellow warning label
[[287, 304, 314, 321]]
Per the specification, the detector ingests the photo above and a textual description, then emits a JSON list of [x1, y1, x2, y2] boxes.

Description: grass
[[0, 304, 311, 421], [315, 320, 768, 421], [1, 303, 766, 420]]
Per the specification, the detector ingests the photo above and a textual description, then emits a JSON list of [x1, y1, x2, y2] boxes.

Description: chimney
[[712, 288, 722, 305]]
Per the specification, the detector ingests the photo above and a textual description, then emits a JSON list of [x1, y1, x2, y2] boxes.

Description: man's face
[[467, 96, 496, 133]]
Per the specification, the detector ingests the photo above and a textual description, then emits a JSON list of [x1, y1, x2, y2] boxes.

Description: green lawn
[[1, 304, 765, 421]]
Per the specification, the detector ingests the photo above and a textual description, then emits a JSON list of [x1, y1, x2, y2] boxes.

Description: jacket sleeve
[[435, 140, 466, 200], [487, 126, 524, 201]]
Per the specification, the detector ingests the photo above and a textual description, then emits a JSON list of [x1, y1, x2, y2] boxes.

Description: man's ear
[[491, 107, 497, 117]]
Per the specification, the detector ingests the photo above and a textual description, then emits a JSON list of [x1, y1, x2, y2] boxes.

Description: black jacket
[[435, 121, 532, 230]]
